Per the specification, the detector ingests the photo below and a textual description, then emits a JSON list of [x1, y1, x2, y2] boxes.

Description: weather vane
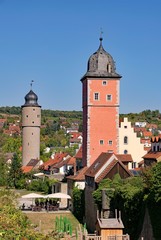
[[30, 80, 34, 90], [100, 28, 103, 39]]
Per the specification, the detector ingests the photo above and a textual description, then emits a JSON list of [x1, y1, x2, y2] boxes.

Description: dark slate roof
[[22, 90, 41, 107], [81, 38, 121, 81], [26, 159, 40, 167]]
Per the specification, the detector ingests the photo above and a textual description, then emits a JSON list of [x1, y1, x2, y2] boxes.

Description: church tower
[[81, 37, 121, 167], [21, 85, 41, 166]]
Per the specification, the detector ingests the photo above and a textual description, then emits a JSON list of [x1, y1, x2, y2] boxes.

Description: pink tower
[[81, 37, 122, 167]]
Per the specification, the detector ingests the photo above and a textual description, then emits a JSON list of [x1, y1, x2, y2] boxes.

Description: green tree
[[2, 136, 21, 155], [0, 154, 8, 186], [8, 153, 23, 188], [73, 186, 85, 223], [149, 162, 161, 202]]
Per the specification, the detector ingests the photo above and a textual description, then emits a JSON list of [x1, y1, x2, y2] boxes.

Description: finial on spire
[[100, 28, 103, 43], [30, 80, 34, 90]]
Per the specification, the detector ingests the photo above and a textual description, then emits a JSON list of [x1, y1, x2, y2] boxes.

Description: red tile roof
[[69, 132, 82, 139], [67, 157, 76, 165], [75, 146, 82, 159], [22, 166, 33, 173], [85, 152, 132, 182], [53, 156, 76, 169], [143, 131, 152, 137], [95, 158, 132, 183], [143, 151, 161, 159], [134, 127, 146, 132], [42, 152, 71, 170], [67, 166, 88, 181], [146, 123, 158, 129], [42, 158, 59, 170], [141, 138, 151, 144], [85, 152, 114, 177], [0, 119, 7, 123], [116, 154, 133, 162], [95, 159, 118, 183]]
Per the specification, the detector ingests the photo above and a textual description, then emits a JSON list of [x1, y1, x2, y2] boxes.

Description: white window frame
[[94, 92, 100, 101]]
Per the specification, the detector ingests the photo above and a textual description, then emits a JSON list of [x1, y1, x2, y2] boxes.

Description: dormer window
[[107, 64, 111, 73]]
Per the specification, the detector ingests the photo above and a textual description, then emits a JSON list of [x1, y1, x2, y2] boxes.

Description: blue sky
[[0, 0, 161, 113]]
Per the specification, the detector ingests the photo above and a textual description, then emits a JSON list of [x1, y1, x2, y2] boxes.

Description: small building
[[96, 211, 125, 240], [84, 152, 132, 232], [143, 135, 161, 166]]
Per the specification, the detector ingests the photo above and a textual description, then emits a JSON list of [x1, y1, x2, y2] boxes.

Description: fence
[[83, 235, 130, 240]]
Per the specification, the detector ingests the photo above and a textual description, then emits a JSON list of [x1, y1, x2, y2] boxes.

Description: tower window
[[124, 136, 128, 144], [94, 92, 99, 101], [124, 150, 128, 154], [107, 64, 111, 73], [102, 81, 107, 86], [109, 140, 113, 145], [100, 140, 104, 145], [106, 94, 112, 101], [37, 115, 40, 118], [32, 121, 34, 124], [33, 109, 35, 111], [124, 126, 127, 128]]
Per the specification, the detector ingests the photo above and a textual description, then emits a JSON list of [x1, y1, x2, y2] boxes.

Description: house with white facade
[[119, 117, 147, 168]]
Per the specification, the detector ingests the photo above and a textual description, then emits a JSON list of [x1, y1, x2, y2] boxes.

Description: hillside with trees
[[1, 106, 161, 128]]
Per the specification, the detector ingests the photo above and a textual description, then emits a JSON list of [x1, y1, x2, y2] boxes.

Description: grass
[[25, 211, 80, 235]]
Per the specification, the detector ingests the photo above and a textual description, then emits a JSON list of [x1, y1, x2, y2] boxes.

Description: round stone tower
[[21, 88, 41, 166]]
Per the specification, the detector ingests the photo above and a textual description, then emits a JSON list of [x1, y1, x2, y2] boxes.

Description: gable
[[96, 161, 132, 183]]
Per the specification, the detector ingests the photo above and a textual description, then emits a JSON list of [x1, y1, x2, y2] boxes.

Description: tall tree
[[8, 153, 23, 188]]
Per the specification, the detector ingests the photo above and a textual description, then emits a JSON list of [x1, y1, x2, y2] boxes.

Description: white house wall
[[119, 118, 147, 168]]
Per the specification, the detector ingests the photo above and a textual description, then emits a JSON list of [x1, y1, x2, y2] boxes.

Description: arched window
[[124, 150, 128, 154], [124, 136, 128, 144]]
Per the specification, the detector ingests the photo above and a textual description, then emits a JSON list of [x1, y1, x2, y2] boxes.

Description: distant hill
[[1, 107, 161, 129], [0, 106, 82, 120]]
